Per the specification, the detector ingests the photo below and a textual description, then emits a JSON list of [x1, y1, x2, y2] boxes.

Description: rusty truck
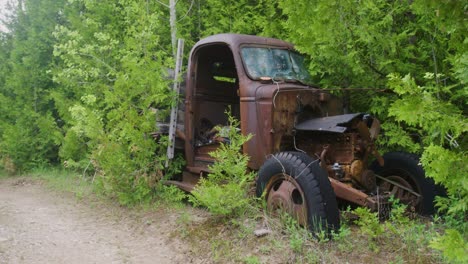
[[160, 34, 439, 232]]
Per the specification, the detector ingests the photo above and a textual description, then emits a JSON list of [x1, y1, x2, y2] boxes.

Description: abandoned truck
[[160, 33, 439, 232]]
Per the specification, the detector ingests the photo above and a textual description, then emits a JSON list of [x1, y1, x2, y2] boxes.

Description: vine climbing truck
[[159, 33, 440, 233]]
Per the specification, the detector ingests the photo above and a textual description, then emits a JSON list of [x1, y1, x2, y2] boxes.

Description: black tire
[[370, 151, 439, 215], [256, 152, 340, 234]]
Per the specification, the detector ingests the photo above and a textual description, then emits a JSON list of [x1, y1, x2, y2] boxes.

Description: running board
[[164, 180, 195, 192], [164, 170, 201, 192]]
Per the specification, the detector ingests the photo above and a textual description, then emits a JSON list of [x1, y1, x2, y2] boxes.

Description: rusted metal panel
[[295, 113, 363, 133], [184, 34, 330, 169]]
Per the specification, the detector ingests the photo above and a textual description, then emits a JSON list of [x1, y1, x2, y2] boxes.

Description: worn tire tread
[[370, 151, 441, 215], [256, 152, 340, 233]]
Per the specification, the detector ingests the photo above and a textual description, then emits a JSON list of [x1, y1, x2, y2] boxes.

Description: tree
[[53, 0, 174, 204], [0, 0, 65, 173], [277, 0, 467, 261]]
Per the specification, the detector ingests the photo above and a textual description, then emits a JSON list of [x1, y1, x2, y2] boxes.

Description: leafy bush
[[384, 73, 467, 260], [353, 207, 384, 251], [155, 184, 188, 208], [189, 113, 255, 217], [431, 229, 468, 264], [52, 1, 177, 205], [0, 113, 62, 173]]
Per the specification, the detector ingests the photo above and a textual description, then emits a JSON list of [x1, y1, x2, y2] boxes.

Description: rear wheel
[[256, 152, 340, 234], [371, 151, 440, 215]]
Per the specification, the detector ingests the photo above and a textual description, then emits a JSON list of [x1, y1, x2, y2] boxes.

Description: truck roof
[[193, 33, 294, 50]]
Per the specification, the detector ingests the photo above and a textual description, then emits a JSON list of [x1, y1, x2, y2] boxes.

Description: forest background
[[0, 0, 466, 261]]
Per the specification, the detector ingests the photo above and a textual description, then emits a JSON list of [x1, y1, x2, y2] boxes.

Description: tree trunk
[[169, 0, 177, 58]]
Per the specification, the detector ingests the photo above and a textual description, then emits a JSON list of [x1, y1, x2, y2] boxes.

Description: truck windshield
[[241, 47, 312, 84]]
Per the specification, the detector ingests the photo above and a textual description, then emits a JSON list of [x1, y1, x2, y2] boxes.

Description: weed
[[429, 204, 468, 263], [388, 196, 409, 225], [304, 251, 321, 264], [30, 167, 93, 199], [155, 184, 187, 209], [243, 256, 260, 264], [175, 211, 192, 238], [332, 223, 351, 242], [258, 245, 272, 254], [282, 214, 305, 253], [353, 207, 383, 252]]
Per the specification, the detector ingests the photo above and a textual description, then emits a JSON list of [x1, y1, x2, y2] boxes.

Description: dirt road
[[0, 178, 200, 264]]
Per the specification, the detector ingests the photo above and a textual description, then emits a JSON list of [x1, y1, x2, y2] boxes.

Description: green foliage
[[387, 73, 466, 147], [281, 214, 311, 253], [191, 181, 251, 216], [385, 72, 467, 259], [1, 3, 466, 261], [155, 184, 187, 208], [198, 0, 266, 37], [277, 1, 467, 259], [279, 0, 424, 88], [421, 146, 467, 215], [190, 113, 255, 217], [1, 113, 62, 173], [278, 0, 467, 124], [387, 197, 409, 226], [0, 0, 66, 173], [51, 0, 176, 204], [431, 229, 468, 264], [377, 122, 422, 153], [354, 207, 384, 245], [422, 145, 467, 263]]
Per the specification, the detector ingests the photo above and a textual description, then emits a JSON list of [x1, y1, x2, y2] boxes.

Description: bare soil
[[0, 177, 203, 264]]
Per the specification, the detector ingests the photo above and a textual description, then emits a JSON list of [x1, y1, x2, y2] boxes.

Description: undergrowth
[[189, 111, 256, 217], [15, 166, 189, 212], [171, 113, 449, 263], [2, 109, 458, 263], [178, 199, 446, 263], [24, 167, 94, 200], [3, 165, 453, 263]]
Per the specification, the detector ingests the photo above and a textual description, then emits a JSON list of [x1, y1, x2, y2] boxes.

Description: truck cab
[[183, 34, 341, 170]]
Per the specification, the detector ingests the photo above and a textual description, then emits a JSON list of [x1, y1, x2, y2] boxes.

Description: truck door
[[188, 44, 240, 169]]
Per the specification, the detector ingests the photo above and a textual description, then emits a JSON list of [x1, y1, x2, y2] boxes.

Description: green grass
[[27, 167, 95, 200], [0, 169, 8, 179], [175, 203, 446, 263]]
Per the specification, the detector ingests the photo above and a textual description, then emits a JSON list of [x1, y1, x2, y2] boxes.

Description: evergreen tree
[[278, 1, 467, 260], [53, 0, 173, 204], [0, 0, 65, 173]]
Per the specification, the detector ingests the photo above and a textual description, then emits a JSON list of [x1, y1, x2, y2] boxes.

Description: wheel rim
[[379, 175, 420, 208], [265, 174, 308, 226]]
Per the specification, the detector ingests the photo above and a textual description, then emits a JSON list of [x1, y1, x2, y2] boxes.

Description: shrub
[[189, 112, 255, 217]]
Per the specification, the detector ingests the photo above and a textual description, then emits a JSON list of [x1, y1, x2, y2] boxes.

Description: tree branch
[[177, 0, 195, 22], [155, 0, 169, 8]]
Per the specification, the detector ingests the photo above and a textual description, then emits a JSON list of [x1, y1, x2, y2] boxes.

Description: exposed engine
[[295, 114, 380, 192]]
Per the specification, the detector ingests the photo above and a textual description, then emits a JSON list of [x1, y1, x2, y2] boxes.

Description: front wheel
[[256, 152, 340, 234], [371, 151, 440, 215]]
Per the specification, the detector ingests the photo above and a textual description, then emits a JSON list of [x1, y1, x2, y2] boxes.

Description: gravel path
[[0, 178, 199, 264]]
